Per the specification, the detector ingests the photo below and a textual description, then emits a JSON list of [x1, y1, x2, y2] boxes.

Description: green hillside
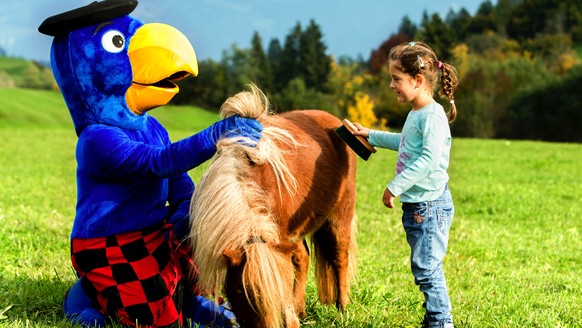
[[0, 56, 55, 89], [0, 87, 221, 131], [0, 56, 30, 78]]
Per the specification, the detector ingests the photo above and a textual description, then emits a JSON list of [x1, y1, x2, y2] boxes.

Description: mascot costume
[[38, 0, 262, 327]]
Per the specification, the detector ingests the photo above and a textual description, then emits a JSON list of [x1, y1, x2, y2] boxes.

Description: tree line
[[3, 0, 581, 141], [173, 0, 582, 142]]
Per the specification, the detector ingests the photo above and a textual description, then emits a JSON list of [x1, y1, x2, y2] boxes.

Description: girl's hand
[[351, 122, 370, 138], [382, 188, 395, 208]]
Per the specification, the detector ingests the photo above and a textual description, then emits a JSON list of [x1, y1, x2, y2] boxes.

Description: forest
[[173, 0, 582, 142], [2, 0, 581, 142]]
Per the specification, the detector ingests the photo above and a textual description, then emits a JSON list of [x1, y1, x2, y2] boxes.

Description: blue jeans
[[402, 186, 454, 327]]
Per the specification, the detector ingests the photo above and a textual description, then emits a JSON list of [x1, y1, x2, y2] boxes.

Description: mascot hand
[[211, 115, 263, 147]]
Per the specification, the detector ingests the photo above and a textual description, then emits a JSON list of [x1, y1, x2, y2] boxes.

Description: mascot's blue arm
[[73, 116, 218, 239], [72, 115, 262, 240], [78, 122, 215, 179]]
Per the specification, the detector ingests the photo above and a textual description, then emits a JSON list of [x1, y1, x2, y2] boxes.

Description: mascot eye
[[101, 30, 126, 53]]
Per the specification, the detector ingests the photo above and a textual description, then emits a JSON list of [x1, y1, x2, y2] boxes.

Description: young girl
[[352, 41, 458, 328]]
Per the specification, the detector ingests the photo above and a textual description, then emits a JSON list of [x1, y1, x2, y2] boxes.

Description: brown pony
[[189, 85, 358, 328]]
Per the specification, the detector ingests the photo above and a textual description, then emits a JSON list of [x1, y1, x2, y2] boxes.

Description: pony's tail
[[312, 213, 358, 306]]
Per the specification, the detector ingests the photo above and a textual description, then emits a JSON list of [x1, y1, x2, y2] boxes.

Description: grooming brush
[[335, 119, 377, 161]]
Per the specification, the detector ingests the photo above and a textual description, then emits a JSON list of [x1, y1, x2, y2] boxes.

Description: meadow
[[0, 88, 580, 327]]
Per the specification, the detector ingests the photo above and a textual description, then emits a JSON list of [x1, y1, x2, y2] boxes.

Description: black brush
[[335, 119, 377, 161]]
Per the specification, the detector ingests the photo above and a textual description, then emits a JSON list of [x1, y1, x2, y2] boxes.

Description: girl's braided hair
[[388, 41, 458, 122]]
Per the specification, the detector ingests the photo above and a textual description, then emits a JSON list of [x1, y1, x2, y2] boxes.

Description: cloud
[[201, 0, 251, 14], [252, 18, 275, 31]]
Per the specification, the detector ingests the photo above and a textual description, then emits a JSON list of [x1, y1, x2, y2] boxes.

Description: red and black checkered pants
[[71, 222, 200, 328]]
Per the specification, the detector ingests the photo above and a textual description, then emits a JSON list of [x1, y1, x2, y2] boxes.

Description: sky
[[1, 0, 487, 64]]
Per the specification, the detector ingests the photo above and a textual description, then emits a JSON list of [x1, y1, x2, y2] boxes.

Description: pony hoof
[[297, 309, 307, 319], [336, 302, 347, 312]]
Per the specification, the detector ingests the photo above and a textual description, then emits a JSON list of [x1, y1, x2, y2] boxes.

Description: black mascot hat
[[38, 0, 198, 135], [39, 0, 138, 36]]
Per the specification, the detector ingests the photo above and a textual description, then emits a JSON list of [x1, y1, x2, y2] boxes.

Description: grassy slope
[[0, 88, 221, 130], [0, 57, 31, 81], [0, 88, 581, 327]]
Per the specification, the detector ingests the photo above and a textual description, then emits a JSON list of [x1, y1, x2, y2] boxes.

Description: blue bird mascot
[[38, 1, 262, 327]]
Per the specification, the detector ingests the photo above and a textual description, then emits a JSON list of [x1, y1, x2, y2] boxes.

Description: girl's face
[[389, 60, 431, 110], [389, 60, 418, 103]]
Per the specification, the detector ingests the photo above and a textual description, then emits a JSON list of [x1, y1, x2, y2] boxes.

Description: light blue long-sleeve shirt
[[368, 102, 451, 203]]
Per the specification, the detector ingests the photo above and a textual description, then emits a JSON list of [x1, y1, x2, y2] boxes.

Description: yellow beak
[[126, 23, 198, 115]]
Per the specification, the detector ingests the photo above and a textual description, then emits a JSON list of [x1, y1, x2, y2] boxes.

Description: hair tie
[[438, 61, 443, 69], [409, 41, 416, 47], [449, 99, 455, 105]]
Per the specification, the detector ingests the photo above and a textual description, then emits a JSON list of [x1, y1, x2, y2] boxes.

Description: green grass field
[[0, 88, 580, 327]]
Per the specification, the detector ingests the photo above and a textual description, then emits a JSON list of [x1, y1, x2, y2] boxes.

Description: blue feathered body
[[50, 15, 217, 239]]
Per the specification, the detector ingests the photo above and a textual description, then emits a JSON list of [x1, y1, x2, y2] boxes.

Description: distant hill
[[0, 56, 31, 77], [0, 87, 221, 132], [0, 56, 55, 89]]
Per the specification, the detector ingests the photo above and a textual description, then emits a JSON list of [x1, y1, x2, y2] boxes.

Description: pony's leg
[[331, 225, 352, 310], [313, 210, 355, 310], [291, 239, 310, 318], [331, 181, 358, 311], [333, 225, 352, 311]]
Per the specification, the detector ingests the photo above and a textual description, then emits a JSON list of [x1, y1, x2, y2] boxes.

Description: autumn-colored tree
[[328, 59, 373, 120], [368, 32, 410, 75], [347, 92, 377, 127]]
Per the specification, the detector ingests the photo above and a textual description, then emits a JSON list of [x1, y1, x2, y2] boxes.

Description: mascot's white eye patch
[[101, 30, 126, 53]]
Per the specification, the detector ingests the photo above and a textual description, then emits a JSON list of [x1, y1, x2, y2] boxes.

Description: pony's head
[[189, 84, 301, 327], [223, 241, 299, 328]]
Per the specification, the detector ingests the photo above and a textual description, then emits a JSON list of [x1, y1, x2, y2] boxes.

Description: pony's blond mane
[[189, 84, 300, 327]]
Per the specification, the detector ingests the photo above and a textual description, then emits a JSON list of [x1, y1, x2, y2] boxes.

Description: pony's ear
[[271, 241, 298, 256], [223, 248, 244, 266]]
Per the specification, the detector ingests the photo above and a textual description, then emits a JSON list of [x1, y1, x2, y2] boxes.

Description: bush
[[506, 65, 582, 142], [0, 71, 15, 88]]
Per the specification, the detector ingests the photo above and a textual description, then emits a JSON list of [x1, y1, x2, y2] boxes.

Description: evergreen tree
[[173, 58, 228, 110], [299, 19, 331, 92], [506, 0, 556, 41], [466, 0, 497, 35], [276, 22, 302, 91], [492, 0, 522, 33], [446, 8, 472, 42], [267, 38, 283, 92], [398, 16, 417, 40], [221, 44, 254, 96], [417, 11, 455, 59], [250, 32, 274, 92]]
